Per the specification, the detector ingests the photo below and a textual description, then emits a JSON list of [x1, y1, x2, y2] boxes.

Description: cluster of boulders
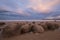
[[0, 21, 59, 37]]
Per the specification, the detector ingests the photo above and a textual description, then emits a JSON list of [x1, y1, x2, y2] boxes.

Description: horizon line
[[0, 20, 60, 22]]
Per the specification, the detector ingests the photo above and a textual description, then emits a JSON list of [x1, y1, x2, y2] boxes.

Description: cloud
[[15, 8, 31, 16], [45, 16, 54, 19], [0, 0, 60, 16], [0, 5, 13, 11], [27, 0, 60, 13], [0, 0, 30, 16], [45, 15, 60, 19]]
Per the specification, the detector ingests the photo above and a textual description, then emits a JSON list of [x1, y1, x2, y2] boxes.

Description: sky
[[0, 0, 60, 20]]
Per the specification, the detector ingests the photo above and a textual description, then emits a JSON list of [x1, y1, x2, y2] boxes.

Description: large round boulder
[[20, 24, 31, 34], [31, 24, 44, 33]]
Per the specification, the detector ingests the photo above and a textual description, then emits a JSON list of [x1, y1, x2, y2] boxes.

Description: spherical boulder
[[31, 24, 44, 33]]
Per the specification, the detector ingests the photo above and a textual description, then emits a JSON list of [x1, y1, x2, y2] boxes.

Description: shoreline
[[0, 20, 60, 22]]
